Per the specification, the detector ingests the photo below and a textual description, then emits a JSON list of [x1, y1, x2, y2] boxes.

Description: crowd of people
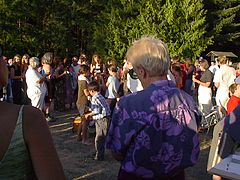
[[2, 48, 239, 118], [0, 36, 240, 179], [0, 47, 66, 179]]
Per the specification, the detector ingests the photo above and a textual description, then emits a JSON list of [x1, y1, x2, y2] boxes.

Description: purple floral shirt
[[106, 80, 201, 178]]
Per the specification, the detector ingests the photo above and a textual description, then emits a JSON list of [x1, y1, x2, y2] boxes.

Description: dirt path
[[49, 110, 212, 180]]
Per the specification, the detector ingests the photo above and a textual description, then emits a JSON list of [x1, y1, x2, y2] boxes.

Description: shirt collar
[[92, 92, 100, 99], [152, 79, 176, 87]]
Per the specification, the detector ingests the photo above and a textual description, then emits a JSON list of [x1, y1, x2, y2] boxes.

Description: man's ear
[[138, 66, 147, 78]]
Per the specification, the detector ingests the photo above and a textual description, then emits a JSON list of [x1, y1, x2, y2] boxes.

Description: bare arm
[[23, 106, 66, 180], [36, 74, 48, 84], [55, 71, 66, 79], [215, 82, 220, 88], [83, 88, 89, 97], [84, 111, 97, 119], [90, 64, 95, 74], [192, 77, 211, 88], [106, 80, 110, 87]]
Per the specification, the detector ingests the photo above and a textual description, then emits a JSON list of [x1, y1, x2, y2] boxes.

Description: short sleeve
[[202, 70, 213, 83], [26, 69, 40, 86], [107, 76, 113, 84], [213, 69, 220, 83]]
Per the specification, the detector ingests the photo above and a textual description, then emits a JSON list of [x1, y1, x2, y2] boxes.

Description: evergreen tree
[[105, 0, 212, 61], [0, 0, 97, 56], [204, 0, 240, 52]]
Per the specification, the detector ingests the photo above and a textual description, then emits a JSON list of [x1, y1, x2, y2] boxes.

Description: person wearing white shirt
[[126, 62, 143, 93], [213, 56, 236, 110], [25, 57, 47, 111]]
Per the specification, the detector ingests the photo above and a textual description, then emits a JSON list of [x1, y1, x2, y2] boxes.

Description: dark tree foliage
[[0, 0, 239, 61], [204, 0, 240, 56]]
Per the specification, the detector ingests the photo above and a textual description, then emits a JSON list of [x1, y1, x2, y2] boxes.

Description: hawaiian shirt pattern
[[106, 80, 201, 178], [90, 92, 111, 120]]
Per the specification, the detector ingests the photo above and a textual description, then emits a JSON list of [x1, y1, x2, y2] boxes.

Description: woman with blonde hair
[[213, 56, 236, 110], [21, 54, 30, 74]]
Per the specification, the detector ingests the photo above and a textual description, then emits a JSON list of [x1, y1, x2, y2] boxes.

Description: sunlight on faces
[[13, 55, 21, 64], [22, 54, 30, 64], [126, 36, 170, 77]]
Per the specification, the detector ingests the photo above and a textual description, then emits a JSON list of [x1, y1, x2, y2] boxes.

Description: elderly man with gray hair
[[26, 57, 48, 111], [106, 36, 201, 180]]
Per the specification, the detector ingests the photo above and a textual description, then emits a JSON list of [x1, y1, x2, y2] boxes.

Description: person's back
[[106, 37, 200, 180], [107, 80, 200, 177], [216, 65, 235, 91], [0, 104, 36, 179], [214, 56, 236, 108], [0, 103, 66, 179], [105, 75, 120, 98]]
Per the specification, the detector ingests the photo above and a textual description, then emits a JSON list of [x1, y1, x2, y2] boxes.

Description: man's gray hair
[[29, 57, 39, 68], [126, 36, 170, 76], [42, 52, 53, 65]]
